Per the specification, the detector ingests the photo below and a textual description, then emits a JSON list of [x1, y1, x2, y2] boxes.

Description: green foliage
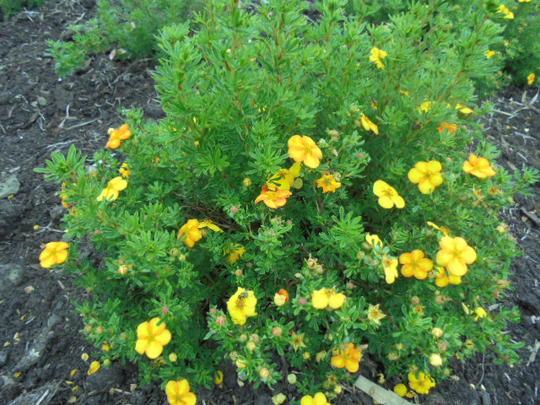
[[39, 0, 537, 401], [49, 0, 202, 76], [344, 0, 540, 86], [0, 0, 43, 19]]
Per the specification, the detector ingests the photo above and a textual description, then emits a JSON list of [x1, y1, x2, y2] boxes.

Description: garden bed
[[0, 1, 538, 404]]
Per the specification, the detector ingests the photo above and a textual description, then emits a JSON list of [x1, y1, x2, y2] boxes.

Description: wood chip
[[354, 375, 412, 405]]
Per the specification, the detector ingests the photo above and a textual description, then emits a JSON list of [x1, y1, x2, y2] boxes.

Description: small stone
[[0, 173, 20, 199], [0, 350, 8, 367], [24, 286, 34, 294], [36, 96, 48, 106]]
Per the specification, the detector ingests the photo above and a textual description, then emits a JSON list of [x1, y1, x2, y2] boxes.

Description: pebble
[[0, 263, 24, 293]]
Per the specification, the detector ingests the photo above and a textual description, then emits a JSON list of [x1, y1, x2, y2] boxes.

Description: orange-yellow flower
[[437, 122, 458, 135], [434, 267, 462, 287], [331, 343, 362, 373], [227, 245, 246, 264], [165, 379, 197, 405], [359, 113, 379, 135], [97, 176, 128, 201], [135, 318, 172, 359], [274, 289, 290, 307], [316, 174, 341, 193], [436, 236, 477, 277], [373, 180, 405, 209], [311, 288, 346, 310], [369, 47, 388, 69], [39, 241, 69, 269], [106, 124, 132, 149], [408, 161, 443, 194], [255, 186, 292, 209], [463, 154, 496, 179], [399, 250, 434, 279], [300, 392, 330, 405], [178, 219, 222, 248], [528, 73, 537, 86], [485, 50, 496, 59], [288, 135, 323, 168], [227, 287, 257, 326], [408, 371, 436, 395]]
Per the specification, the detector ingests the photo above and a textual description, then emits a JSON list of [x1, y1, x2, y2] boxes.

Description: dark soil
[[0, 2, 538, 405]]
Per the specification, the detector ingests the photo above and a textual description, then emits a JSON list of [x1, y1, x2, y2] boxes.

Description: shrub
[[344, 0, 540, 86], [38, 0, 538, 401], [48, 0, 202, 76], [0, 0, 43, 19]]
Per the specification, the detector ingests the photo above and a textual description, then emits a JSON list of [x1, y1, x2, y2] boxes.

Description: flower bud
[[272, 327, 283, 337], [259, 368, 270, 379], [429, 353, 443, 367], [287, 374, 297, 384], [431, 327, 444, 338]]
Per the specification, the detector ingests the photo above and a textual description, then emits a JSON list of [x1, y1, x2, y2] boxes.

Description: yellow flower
[[274, 289, 289, 307], [300, 392, 330, 405], [255, 186, 292, 209], [437, 122, 458, 135], [135, 317, 172, 359], [474, 307, 488, 320], [331, 343, 362, 373], [373, 180, 405, 209], [408, 371, 436, 395], [288, 135, 323, 168], [399, 250, 434, 280], [39, 241, 69, 269], [316, 174, 341, 193], [267, 162, 302, 191], [528, 73, 536, 86], [165, 379, 197, 405], [407, 160, 443, 194], [435, 267, 462, 288], [485, 50, 496, 59], [419, 101, 432, 113], [455, 103, 474, 115], [311, 288, 346, 310], [227, 287, 257, 326], [87, 360, 100, 376], [393, 383, 408, 397], [436, 236, 477, 277], [359, 113, 379, 135], [382, 255, 398, 284], [106, 123, 132, 149], [97, 176, 128, 201], [227, 245, 246, 264], [369, 47, 388, 69], [367, 304, 386, 325], [119, 162, 131, 178], [518, 0, 531, 2], [365, 233, 383, 248], [178, 219, 222, 248], [497, 4, 514, 19], [463, 154, 496, 179], [429, 353, 443, 367]]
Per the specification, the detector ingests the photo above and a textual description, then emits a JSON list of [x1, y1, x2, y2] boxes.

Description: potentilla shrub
[[48, 0, 203, 76], [344, 0, 540, 87], [38, 0, 538, 402]]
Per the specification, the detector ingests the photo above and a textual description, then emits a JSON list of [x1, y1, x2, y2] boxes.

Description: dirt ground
[[0, 1, 538, 404]]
